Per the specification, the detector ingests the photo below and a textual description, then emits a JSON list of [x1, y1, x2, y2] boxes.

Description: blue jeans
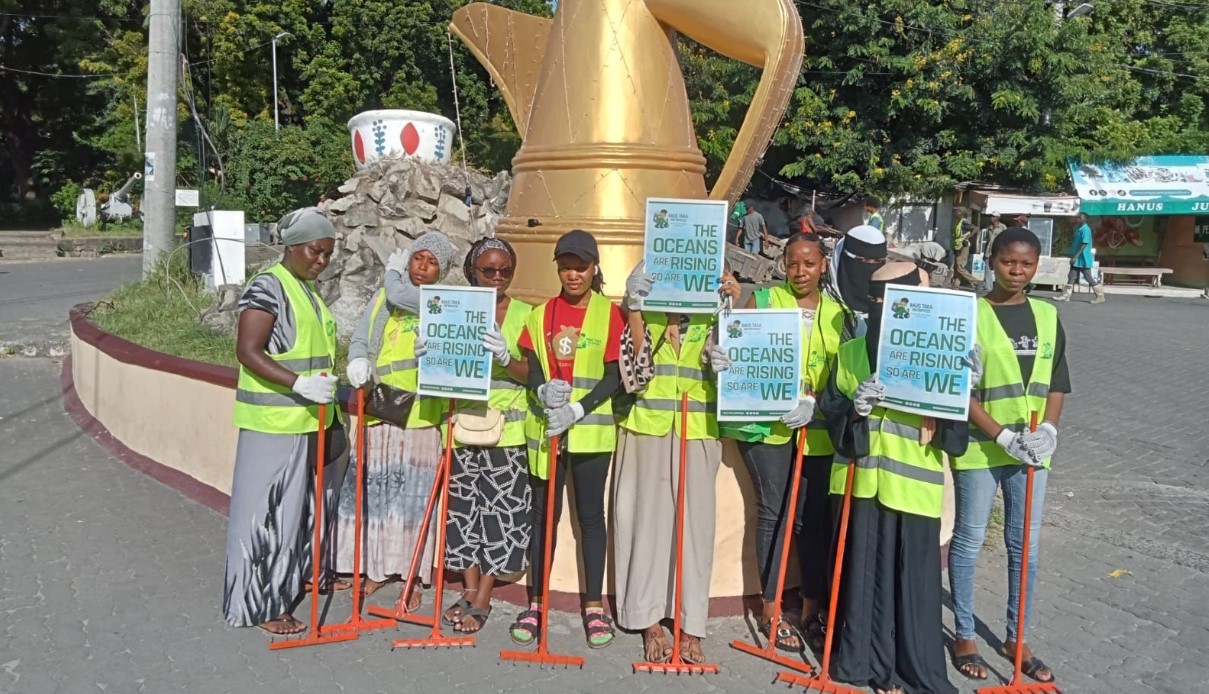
[[745, 236, 761, 254], [948, 465, 1048, 644]]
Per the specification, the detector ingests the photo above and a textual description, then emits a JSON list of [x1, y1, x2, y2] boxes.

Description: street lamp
[[1066, 2, 1094, 19], [272, 31, 292, 130]]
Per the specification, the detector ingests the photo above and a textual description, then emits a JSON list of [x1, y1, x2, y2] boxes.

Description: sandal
[[256, 615, 306, 636], [509, 608, 542, 645], [455, 606, 492, 634], [442, 596, 473, 626], [1020, 656, 1056, 684], [952, 652, 990, 681], [678, 632, 706, 665], [801, 613, 827, 652], [759, 617, 803, 653], [641, 625, 673, 663], [582, 610, 615, 649]]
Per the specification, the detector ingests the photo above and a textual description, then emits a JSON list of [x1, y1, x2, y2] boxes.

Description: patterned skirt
[[335, 423, 441, 583], [445, 445, 532, 577]]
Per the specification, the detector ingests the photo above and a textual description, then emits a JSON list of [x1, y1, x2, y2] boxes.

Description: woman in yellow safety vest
[[224, 208, 343, 635], [818, 261, 972, 694], [336, 231, 457, 607], [439, 237, 534, 635], [711, 232, 852, 652], [611, 260, 743, 664], [509, 230, 625, 649], [948, 228, 1069, 686]]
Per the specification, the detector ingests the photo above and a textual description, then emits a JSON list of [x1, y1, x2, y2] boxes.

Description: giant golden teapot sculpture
[[451, 0, 804, 301]]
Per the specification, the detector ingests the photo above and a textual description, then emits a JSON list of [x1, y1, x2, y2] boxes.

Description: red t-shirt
[[518, 295, 624, 381]]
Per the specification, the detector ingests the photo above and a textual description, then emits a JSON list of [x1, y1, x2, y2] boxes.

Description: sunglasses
[[475, 266, 515, 278]]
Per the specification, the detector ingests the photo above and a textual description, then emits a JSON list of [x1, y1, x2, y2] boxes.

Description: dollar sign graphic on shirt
[[558, 335, 574, 356]]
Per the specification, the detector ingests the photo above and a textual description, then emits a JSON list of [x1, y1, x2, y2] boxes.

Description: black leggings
[[738, 440, 833, 603], [527, 451, 612, 603]]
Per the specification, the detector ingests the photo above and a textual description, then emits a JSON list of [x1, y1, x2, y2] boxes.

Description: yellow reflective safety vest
[[619, 312, 716, 439], [721, 285, 843, 456], [366, 289, 446, 429], [829, 337, 945, 518], [955, 298, 1057, 470], [455, 298, 532, 449], [524, 292, 617, 479], [233, 263, 338, 434], [868, 211, 884, 231]]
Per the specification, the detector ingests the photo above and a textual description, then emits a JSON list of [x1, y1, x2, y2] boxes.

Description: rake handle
[[819, 458, 857, 678], [1011, 412, 1040, 684], [309, 401, 327, 630]]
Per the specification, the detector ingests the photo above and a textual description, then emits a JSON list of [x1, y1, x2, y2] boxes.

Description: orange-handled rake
[[499, 435, 585, 668], [774, 458, 864, 693], [270, 397, 359, 650], [634, 393, 719, 675], [391, 401, 476, 649], [977, 413, 1061, 694], [730, 426, 814, 674]]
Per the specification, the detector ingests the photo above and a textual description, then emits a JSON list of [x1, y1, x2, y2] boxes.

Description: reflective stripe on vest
[[829, 337, 945, 518], [763, 285, 843, 454], [524, 293, 617, 478], [232, 263, 338, 434], [620, 313, 717, 439], [454, 299, 533, 449], [955, 298, 1057, 470], [366, 290, 446, 429]]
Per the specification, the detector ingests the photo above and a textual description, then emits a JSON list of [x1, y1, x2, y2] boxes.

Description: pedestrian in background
[[1055, 212, 1105, 304], [739, 203, 769, 255], [864, 196, 884, 232], [981, 213, 1007, 294]]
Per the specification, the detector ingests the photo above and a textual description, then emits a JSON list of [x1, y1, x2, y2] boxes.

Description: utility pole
[[272, 32, 291, 130], [143, 0, 181, 277]]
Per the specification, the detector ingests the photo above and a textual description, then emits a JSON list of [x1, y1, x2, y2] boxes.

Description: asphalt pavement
[[0, 256, 142, 355]]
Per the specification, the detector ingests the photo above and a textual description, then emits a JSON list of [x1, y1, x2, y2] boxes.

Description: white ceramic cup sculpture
[[347, 109, 457, 170]]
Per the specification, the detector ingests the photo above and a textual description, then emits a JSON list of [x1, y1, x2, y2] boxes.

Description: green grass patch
[[88, 253, 350, 375], [89, 255, 238, 368], [58, 219, 144, 238]]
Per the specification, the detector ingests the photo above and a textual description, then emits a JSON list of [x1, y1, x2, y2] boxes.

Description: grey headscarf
[[410, 231, 457, 279], [278, 207, 336, 246]]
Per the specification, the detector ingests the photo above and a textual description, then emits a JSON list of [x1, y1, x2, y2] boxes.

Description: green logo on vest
[[808, 351, 823, 369], [1040, 341, 1054, 359]]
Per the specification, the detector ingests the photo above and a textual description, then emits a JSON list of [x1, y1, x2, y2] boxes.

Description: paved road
[[1, 293, 1207, 693], [0, 256, 142, 355]]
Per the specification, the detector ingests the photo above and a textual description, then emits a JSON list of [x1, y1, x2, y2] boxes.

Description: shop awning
[[1069, 156, 1209, 216]]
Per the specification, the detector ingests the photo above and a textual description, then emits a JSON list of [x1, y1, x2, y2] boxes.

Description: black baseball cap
[[553, 229, 599, 262]]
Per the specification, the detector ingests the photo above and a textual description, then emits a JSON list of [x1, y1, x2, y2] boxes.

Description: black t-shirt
[[989, 303, 1071, 393]]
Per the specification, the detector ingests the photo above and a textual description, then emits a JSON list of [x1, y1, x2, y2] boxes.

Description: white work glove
[[545, 402, 585, 438], [413, 329, 428, 357], [779, 395, 817, 429], [386, 248, 410, 276], [346, 357, 372, 388], [623, 260, 655, 311], [852, 375, 885, 417], [292, 373, 338, 405], [995, 428, 1038, 466], [707, 344, 731, 373], [963, 344, 984, 387], [483, 325, 510, 366], [1020, 422, 1058, 464], [537, 379, 572, 408]]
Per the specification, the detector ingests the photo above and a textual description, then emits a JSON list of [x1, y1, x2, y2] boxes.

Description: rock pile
[[202, 156, 510, 339]]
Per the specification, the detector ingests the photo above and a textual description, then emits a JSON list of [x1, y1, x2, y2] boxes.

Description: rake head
[[268, 631, 358, 651], [774, 671, 866, 694], [632, 661, 719, 675], [730, 639, 815, 675], [499, 648, 585, 669], [977, 682, 1062, 694], [391, 635, 476, 650], [314, 617, 397, 637]]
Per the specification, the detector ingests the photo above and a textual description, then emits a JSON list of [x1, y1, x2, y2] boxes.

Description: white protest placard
[[641, 198, 727, 313], [875, 285, 978, 421], [417, 285, 495, 401], [717, 309, 802, 422]]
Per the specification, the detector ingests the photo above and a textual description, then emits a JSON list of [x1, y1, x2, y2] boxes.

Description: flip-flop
[[442, 596, 472, 626], [1020, 656, 1056, 683], [952, 652, 990, 680], [455, 606, 492, 634], [256, 616, 306, 636]]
